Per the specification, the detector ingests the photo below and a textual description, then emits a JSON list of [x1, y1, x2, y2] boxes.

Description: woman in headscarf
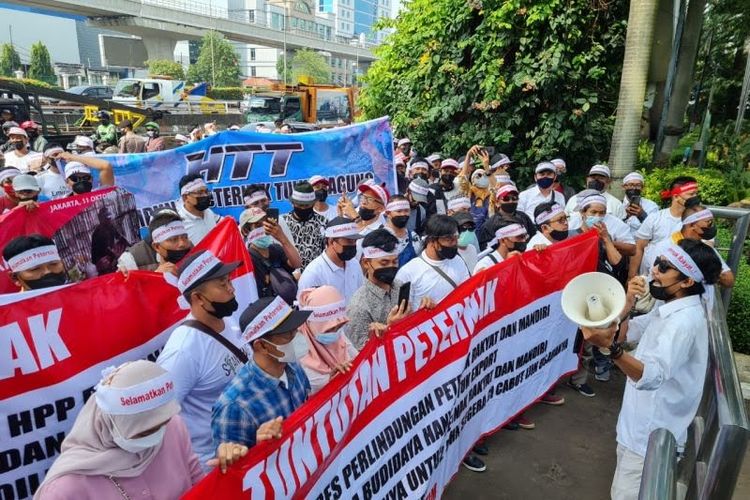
[[298, 286, 359, 394], [35, 360, 205, 499]]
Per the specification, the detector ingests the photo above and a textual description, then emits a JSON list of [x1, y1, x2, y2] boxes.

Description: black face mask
[[373, 266, 398, 285], [700, 225, 717, 240], [684, 195, 701, 209], [413, 173, 429, 181], [294, 206, 314, 221], [437, 243, 458, 260], [72, 180, 93, 194], [391, 215, 409, 229], [441, 174, 456, 187], [315, 189, 328, 202], [550, 229, 568, 241], [649, 279, 684, 302], [587, 179, 605, 192], [204, 296, 239, 319], [512, 241, 527, 252], [336, 244, 357, 262], [625, 188, 642, 199], [24, 272, 66, 290], [500, 202, 517, 214], [536, 177, 555, 189], [358, 207, 376, 221], [194, 195, 211, 211], [13, 141, 24, 151], [18, 195, 39, 203], [165, 247, 191, 264]]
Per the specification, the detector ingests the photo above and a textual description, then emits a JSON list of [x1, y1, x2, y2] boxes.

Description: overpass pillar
[[142, 37, 177, 61]]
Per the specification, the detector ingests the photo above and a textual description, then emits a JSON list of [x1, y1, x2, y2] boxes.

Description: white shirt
[[618, 295, 708, 456], [518, 186, 566, 220], [314, 203, 339, 221], [636, 208, 683, 276], [297, 251, 364, 305], [565, 191, 625, 220], [3, 150, 37, 171], [35, 170, 71, 199], [359, 213, 386, 236], [568, 213, 635, 244], [395, 252, 471, 305], [157, 315, 250, 467], [622, 195, 659, 235], [474, 250, 504, 274], [177, 203, 220, 245], [525, 231, 553, 250], [458, 244, 478, 272]]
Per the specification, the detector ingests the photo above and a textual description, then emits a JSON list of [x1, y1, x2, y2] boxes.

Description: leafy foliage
[[0, 44, 21, 77], [277, 49, 332, 85], [206, 87, 244, 100], [642, 166, 732, 207], [359, 0, 628, 183], [716, 226, 750, 354], [186, 31, 240, 87], [146, 59, 185, 80], [27, 42, 55, 85]]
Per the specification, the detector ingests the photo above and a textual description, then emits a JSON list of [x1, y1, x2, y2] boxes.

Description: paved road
[[445, 371, 623, 500]]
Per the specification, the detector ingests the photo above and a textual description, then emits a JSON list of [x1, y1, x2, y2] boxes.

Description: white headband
[[244, 191, 268, 205], [245, 227, 266, 246], [579, 194, 607, 211], [664, 244, 704, 282], [180, 178, 207, 196], [491, 158, 511, 170], [496, 224, 527, 239], [495, 174, 511, 183], [386, 200, 410, 212], [95, 370, 176, 415], [410, 161, 429, 171], [325, 222, 360, 238], [623, 172, 644, 184], [177, 252, 222, 293], [292, 190, 316, 203], [535, 205, 564, 225], [151, 221, 187, 244], [362, 246, 399, 259], [6, 245, 61, 272], [682, 209, 713, 226], [300, 300, 347, 323], [448, 197, 471, 211], [243, 296, 293, 343], [408, 181, 429, 196]]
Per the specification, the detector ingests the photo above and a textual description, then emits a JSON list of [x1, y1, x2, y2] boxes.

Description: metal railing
[[639, 204, 750, 499]]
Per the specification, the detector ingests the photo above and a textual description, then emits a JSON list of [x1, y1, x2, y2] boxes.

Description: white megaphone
[[561, 272, 626, 329]]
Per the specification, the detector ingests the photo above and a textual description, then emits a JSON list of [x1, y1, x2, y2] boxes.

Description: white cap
[[174, 134, 189, 143], [7, 127, 26, 138], [623, 172, 644, 184], [535, 162, 556, 174], [73, 136, 95, 149], [550, 158, 566, 172], [309, 175, 329, 187], [426, 154, 441, 163], [64, 162, 92, 179], [589, 164, 611, 177], [397, 138, 412, 147]]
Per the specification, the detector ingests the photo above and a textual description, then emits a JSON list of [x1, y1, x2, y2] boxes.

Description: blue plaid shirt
[[211, 360, 310, 448]]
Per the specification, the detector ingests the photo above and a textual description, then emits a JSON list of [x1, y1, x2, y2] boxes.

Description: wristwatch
[[609, 342, 625, 360]]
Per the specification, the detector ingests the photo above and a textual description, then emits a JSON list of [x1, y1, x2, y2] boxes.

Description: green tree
[[276, 52, 293, 85], [27, 42, 56, 85], [359, 0, 629, 181], [0, 43, 22, 77], [145, 59, 185, 80], [292, 49, 331, 84], [186, 31, 240, 86]]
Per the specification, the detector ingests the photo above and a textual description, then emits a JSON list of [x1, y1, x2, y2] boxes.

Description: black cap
[[176, 250, 242, 296], [452, 212, 474, 227], [240, 297, 311, 339]]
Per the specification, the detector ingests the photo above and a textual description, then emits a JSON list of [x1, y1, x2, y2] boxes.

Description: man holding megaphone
[[575, 239, 722, 500]]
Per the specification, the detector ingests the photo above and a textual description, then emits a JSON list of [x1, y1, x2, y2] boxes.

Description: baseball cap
[[550, 158, 567, 172], [64, 162, 92, 179], [358, 183, 389, 205], [496, 184, 519, 200], [309, 175, 329, 187], [589, 164, 611, 177], [397, 138, 412, 147], [7, 127, 26, 138], [176, 250, 242, 297], [408, 178, 430, 203], [441, 159, 460, 171], [239, 207, 266, 227], [240, 296, 311, 342], [489, 154, 513, 171], [535, 162, 556, 174], [12, 174, 40, 192], [72, 136, 95, 150], [452, 211, 474, 227], [325, 216, 363, 239], [144, 121, 160, 131]]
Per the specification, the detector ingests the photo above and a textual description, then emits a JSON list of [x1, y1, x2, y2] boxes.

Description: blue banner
[[104, 117, 395, 228]]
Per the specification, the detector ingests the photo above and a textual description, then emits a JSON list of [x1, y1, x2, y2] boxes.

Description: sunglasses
[[653, 256, 677, 274], [69, 175, 92, 183]]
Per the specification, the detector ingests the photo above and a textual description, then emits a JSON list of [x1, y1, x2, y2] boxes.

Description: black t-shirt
[[249, 244, 295, 297]]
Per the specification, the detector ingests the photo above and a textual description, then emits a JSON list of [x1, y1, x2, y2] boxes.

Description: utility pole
[[283, 0, 288, 86], [209, 0, 216, 86]]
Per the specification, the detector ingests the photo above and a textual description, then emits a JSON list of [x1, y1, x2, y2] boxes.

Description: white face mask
[[112, 424, 166, 453], [265, 333, 309, 362]]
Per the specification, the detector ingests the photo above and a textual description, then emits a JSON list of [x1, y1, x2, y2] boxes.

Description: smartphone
[[629, 196, 641, 207], [398, 282, 411, 308], [266, 208, 279, 221], [485, 146, 496, 156]]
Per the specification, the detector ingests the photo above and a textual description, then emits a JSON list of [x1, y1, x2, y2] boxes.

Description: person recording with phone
[[580, 239, 722, 500], [621, 172, 658, 236]]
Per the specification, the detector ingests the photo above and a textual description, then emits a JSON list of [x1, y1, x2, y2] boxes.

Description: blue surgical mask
[[585, 215, 605, 227], [315, 329, 342, 345], [254, 235, 273, 249], [458, 229, 479, 250]]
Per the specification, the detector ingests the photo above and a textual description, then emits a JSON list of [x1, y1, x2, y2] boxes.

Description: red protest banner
[[185, 231, 600, 500], [0, 218, 256, 499]]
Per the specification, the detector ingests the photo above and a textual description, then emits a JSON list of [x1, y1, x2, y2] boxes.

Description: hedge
[[716, 227, 750, 354], [641, 166, 732, 208], [206, 87, 244, 100]]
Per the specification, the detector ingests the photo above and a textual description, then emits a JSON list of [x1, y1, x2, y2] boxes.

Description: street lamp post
[[283, 0, 289, 86]]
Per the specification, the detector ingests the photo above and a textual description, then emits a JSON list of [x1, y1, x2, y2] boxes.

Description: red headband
[[660, 181, 698, 201]]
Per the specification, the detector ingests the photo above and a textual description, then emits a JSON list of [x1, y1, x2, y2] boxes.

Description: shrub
[[207, 87, 244, 100], [642, 166, 733, 207], [717, 227, 750, 354]]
